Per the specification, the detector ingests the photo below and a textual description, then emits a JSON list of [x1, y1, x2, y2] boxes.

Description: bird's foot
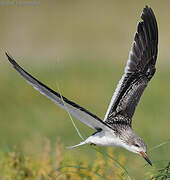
[[90, 143, 96, 146]]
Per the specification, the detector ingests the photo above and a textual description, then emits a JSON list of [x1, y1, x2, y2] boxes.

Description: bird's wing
[[5, 53, 113, 132], [104, 6, 158, 126]]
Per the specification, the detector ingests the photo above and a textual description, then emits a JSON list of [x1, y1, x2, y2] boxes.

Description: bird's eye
[[134, 144, 140, 147]]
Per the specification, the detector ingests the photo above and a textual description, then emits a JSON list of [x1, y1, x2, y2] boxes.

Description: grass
[[0, 139, 129, 179], [150, 162, 170, 179], [0, 139, 169, 179], [0, 58, 170, 178]]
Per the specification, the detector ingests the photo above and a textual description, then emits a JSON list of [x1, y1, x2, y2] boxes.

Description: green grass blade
[[149, 140, 170, 152], [56, 84, 84, 140]]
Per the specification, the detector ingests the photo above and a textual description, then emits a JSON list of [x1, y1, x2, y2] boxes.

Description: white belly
[[85, 130, 123, 147]]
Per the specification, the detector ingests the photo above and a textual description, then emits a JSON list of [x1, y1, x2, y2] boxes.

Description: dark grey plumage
[[105, 6, 158, 130]]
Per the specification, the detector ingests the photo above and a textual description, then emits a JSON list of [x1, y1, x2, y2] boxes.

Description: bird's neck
[[117, 126, 136, 142]]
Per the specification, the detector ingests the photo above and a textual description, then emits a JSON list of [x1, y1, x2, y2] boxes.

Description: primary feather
[[5, 52, 113, 132], [104, 6, 158, 127]]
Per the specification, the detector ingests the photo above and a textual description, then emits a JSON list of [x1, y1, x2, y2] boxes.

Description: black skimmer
[[5, 6, 158, 166]]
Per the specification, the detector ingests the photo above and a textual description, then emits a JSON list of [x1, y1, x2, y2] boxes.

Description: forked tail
[[66, 140, 87, 149]]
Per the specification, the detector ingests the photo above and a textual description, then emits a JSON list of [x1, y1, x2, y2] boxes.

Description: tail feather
[[66, 141, 87, 149]]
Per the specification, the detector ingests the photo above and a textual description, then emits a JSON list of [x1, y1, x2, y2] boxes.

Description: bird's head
[[130, 136, 152, 166], [120, 130, 152, 166]]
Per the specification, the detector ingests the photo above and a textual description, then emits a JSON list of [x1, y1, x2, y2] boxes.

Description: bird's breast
[[87, 131, 123, 147]]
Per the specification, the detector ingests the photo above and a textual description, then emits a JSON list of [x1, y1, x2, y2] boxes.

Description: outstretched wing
[[5, 53, 113, 132], [104, 6, 158, 126]]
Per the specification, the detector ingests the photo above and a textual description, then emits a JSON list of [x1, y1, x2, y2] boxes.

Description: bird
[[5, 6, 158, 166]]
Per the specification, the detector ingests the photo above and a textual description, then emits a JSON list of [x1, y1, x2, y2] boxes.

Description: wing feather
[[5, 52, 113, 132], [104, 6, 158, 125]]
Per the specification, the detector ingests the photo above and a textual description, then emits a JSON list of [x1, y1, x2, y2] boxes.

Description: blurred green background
[[0, 0, 170, 178]]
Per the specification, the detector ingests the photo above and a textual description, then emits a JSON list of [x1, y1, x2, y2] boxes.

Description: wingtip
[[144, 5, 150, 10], [5, 51, 10, 58], [143, 5, 151, 12], [5, 51, 17, 66], [140, 5, 158, 39], [142, 5, 150, 17], [141, 5, 156, 21], [5, 51, 12, 60]]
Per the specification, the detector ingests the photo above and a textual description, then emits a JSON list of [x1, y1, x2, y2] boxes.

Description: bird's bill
[[140, 151, 152, 166]]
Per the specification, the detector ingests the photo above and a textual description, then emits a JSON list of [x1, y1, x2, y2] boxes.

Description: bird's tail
[[66, 140, 87, 149]]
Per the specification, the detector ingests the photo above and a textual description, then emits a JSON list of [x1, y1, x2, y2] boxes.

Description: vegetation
[[0, 139, 127, 179], [0, 139, 169, 179]]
